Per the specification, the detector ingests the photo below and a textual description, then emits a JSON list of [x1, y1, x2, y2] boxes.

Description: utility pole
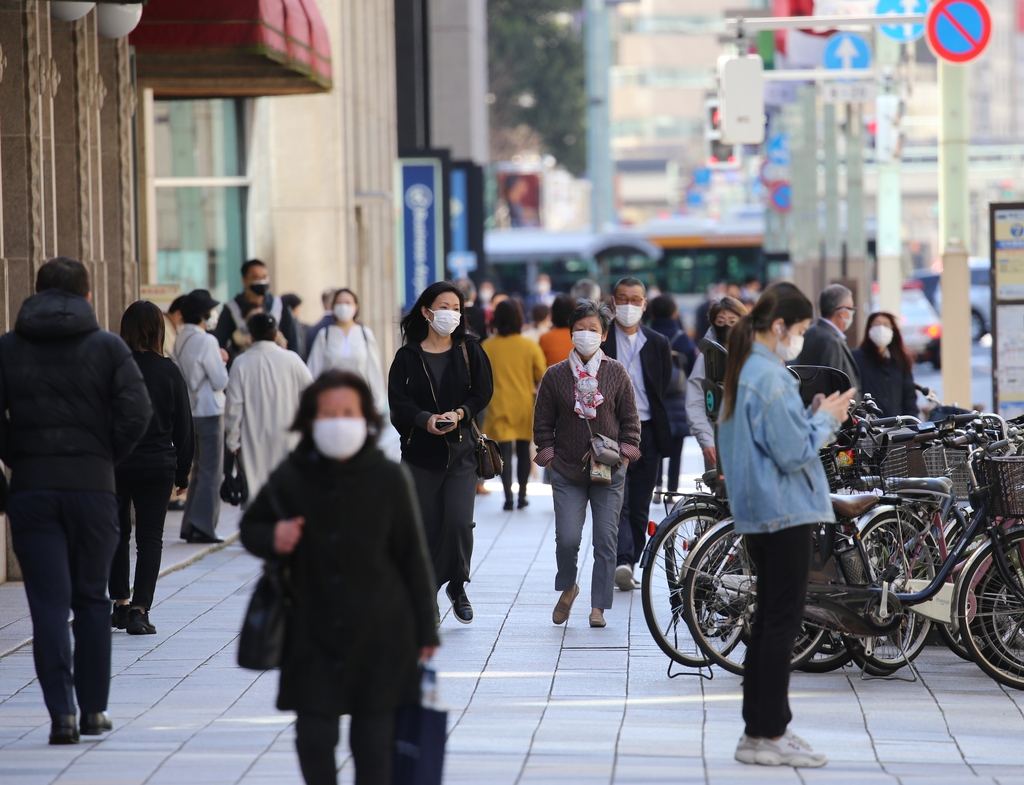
[[586, 0, 613, 231], [790, 84, 819, 296], [846, 100, 868, 338], [875, 33, 903, 317], [939, 60, 972, 407], [823, 103, 841, 284]]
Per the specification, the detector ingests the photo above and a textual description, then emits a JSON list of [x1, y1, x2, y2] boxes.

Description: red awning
[[130, 0, 332, 97]]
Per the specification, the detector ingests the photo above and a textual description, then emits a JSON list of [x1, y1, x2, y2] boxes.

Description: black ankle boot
[[49, 714, 79, 745], [111, 603, 130, 630], [80, 711, 112, 736]]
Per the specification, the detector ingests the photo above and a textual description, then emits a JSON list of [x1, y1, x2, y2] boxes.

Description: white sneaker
[[615, 565, 636, 591], [734, 734, 758, 764], [754, 731, 828, 768]]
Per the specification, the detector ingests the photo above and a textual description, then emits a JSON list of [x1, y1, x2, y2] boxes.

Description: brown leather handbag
[[461, 343, 504, 480]]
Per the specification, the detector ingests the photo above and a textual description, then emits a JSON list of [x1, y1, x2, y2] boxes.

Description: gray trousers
[[550, 464, 626, 610], [181, 415, 223, 539]]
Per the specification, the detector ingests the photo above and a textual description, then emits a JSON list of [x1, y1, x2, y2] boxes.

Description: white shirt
[[225, 341, 313, 501], [615, 324, 651, 421], [173, 324, 229, 417], [306, 323, 387, 414]]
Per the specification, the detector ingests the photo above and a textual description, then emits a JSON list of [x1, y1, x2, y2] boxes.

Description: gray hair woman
[[533, 300, 642, 628]]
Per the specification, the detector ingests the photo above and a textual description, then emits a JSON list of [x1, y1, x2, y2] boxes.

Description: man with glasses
[[795, 283, 862, 393], [601, 277, 673, 591]]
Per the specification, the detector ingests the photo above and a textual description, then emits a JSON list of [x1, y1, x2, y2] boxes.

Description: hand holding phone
[[436, 419, 456, 431]]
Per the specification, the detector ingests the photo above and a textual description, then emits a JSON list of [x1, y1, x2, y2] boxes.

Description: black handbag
[[237, 487, 290, 670], [393, 667, 447, 785], [460, 343, 504, 481], [220, 449, 249, 507]]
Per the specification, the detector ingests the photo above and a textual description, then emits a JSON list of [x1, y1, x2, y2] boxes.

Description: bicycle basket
[[987, 455, 1024, 517], [923, 445, 971, 501], [820, 451, 841, 493], [879, 446, 909, 480]]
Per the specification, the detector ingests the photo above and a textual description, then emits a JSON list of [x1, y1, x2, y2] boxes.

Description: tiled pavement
[[3, 444, 1024, 784]]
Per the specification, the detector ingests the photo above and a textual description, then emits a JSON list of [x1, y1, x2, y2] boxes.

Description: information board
[[992, 202, 1024, 417], [996, 304, 1024, 419], [993, 206, 1024, 300]]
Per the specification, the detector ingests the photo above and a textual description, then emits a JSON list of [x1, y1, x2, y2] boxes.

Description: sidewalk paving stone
[[3, 443, 1024, 782]]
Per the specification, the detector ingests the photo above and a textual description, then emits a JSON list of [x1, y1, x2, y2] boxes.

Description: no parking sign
[[926, 0, 991, 64]]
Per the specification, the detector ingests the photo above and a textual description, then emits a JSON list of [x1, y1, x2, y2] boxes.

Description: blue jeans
[[550, 465, 626, 610], [8, 490, 119, 717], [617, 421, 660, 567]]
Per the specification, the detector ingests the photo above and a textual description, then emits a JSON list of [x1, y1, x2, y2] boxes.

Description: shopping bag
[[392, 668, 447, 785]]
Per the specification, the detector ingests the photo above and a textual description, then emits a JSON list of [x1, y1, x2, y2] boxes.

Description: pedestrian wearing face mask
[[534, 300, 641, 628], [240, 371, 439, 785], [600, 278, 673, 593], [718, 283, 854, 769], [225, 314, 313, 502], [387, 281, 493, 624], [852, 312, 918, 417], [214, 259, 300, 362], [686, 296, 749, 470], [794, 284, 861, 394], [306, 289, 387, 414]]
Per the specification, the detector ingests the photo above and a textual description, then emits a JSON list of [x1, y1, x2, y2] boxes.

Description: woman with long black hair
[[852, 311, 918, 417], [718, 283, 854, 769], [388, 281, 493, 624]]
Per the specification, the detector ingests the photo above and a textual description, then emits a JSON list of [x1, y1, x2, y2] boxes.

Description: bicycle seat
[[893, 477, 954, 496], [830, 493, 878, 518]]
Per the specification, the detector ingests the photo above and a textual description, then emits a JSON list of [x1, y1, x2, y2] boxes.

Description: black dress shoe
[[517, 496, 529, 509], [186, 530, 223, 544], [49, 714, 79, 745], [446, 585, 473, 624], [126, 608, 156, 635], [111, 604, 130, 630], [503, 499, 514, 511], [80, 712, 112, 736]]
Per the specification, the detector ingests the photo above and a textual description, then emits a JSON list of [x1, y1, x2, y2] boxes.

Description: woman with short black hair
[[241, 370, 439, 785], [109, 301, 194, 635], [388, 281, 493, 624]]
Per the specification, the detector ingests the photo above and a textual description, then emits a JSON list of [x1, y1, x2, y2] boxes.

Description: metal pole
[[794, 84, 820, 296], [823, 103, 841, 284], [846, 101, 868, 337], [586, 0, 613, 231], [875, 33, 902, 317], [940, 61, 972, 407]]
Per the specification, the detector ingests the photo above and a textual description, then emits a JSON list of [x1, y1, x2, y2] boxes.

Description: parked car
[[871, 286, 942, 368], [910, 257, 990, 342]]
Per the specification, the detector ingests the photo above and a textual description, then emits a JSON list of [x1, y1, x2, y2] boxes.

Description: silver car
[[911, 258, 990, 342]]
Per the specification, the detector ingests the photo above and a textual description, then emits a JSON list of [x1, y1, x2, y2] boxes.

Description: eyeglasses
[[838, 306, 857, 315], [614, 296, 645, 307]]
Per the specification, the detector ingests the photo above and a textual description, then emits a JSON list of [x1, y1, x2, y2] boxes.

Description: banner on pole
[[395, 158, 446, 311]]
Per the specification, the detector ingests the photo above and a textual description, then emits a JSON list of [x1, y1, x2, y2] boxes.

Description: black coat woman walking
[[109, 301, 194, 635], [240, 371, 439, 785], [388, 281, 494, 624]]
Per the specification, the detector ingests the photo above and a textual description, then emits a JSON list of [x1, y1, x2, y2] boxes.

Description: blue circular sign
[[769, 182, 792, 214], [926, 0, 991, 63], [823, 33, 872, 71], [877, 0, 927, 42]]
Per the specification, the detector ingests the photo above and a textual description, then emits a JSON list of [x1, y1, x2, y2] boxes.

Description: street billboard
[[990, 202, 1024, 419], [395, 157, 446, 310]]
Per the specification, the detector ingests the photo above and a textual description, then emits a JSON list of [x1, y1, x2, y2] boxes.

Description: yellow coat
[[482, 334, 547, 443]]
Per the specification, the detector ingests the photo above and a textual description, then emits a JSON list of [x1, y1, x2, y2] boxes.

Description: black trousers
[[295, 712, 395, 785], [405, 435, 477, 590], [742, 524, 813, 739], [8, 490, 120, 717], [498, 440, 531, 502], [616, 421, 660, 567], [109, 468, 175, 611]]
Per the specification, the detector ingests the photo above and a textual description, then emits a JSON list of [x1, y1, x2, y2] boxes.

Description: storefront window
[[154, 99, 247, 303]]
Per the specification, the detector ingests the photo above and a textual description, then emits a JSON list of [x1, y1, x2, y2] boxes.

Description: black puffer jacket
[[0, 290, 153, 493], [388, 338, 493, 469]]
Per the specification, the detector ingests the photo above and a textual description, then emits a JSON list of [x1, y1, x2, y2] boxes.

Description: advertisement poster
[[996, 303, 1024, 420], [495, 172, 541, 228], [992, 207, 1024, 300], [395, 158, 445, 310]]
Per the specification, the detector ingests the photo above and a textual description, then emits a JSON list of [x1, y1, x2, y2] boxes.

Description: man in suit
[[796, 283, 862, 392], [601, 277, 673, 591]]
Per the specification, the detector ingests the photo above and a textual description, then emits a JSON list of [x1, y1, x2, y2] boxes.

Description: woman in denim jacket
[[718, 283, 855, 769]]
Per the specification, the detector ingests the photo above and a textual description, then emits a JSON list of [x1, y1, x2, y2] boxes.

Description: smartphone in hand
[[436, 419, 457, 431]]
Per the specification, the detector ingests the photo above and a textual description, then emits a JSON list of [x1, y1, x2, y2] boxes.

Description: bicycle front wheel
[[640, 504, 725, 667], [956, 526, 1024, 690]]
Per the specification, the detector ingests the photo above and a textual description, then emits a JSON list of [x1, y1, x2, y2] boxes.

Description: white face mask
[[479, 288, 494, 305], [536, 281, 551, 296], [615, 303, 644, 329], [773, 324, 804, 362], [572, 330, 602, 357], [175, 323, 185, 336], [869, 325, 894, 348], [205, 309, 219, 331], [334, 303, 356, 323], [428, 309, 461, 336], [313, 417, 367, 461], [837, 308, 854, 333]]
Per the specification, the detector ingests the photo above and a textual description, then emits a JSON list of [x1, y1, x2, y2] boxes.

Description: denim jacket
[[718, 342, 840, 534]]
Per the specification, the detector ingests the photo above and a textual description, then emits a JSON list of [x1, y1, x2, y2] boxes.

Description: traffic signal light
[[704, 98, 741, 169]]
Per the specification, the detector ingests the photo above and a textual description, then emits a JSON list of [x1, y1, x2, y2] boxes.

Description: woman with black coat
[[388, 281, 494, 625], [109, 301, 194, 635], [852, 311, 919, 417], [240, 371, 439, 785]]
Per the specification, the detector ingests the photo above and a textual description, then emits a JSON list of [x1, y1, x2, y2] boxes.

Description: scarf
[[569, 348, 605, 419]]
